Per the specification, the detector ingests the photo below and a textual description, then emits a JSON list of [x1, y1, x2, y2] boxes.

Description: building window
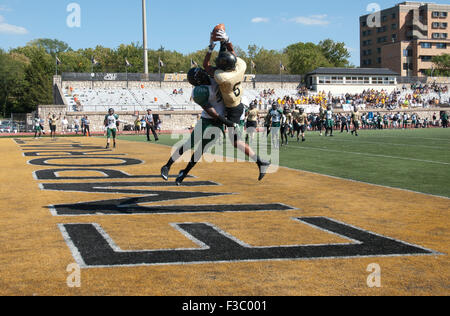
[[377, 47, 382, 54], [377, 57, 382, 64], [392, 23, 397, 30], [441, 12, 448, 18], [432, 22, 440, 29], [392, 34, 397, 42], [421, 56, 433, 62], [403, 49, 413, 57], [436, 43, 447, 49], [421, 42, 432, 48], [382, 16, 387, 22], [403, 63, 413, 70], [432, 12, 440, 18], [432, 33, 440, 39], [392, 13, 396, 19], [362, 21, 367, 27], [441, 33, 448, 39], [442, 23, 448, 29]]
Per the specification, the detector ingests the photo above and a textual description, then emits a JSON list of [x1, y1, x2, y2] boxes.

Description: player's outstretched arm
[[216, 30, 236, 56], [203, 33, 216, 76]]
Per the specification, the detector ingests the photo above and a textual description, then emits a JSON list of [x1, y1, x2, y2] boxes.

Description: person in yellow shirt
[[245, 103, 259, 143]]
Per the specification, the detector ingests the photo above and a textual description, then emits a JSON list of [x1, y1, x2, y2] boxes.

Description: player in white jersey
[[324, 105, 334, 137], [104, 108, 119, 149], [203, 27, 270, 181]]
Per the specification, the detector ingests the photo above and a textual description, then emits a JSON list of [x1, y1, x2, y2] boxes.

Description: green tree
[[21, 48, 54, 112], [319, 39, 351, 67], [27, 38, 71, 55], [285, 42, 332, 74], [0, 50, 28, 116], [431, 54, 450, 76]]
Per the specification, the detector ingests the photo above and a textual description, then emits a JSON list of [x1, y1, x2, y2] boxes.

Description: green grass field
[[119, 128, 450, 198]]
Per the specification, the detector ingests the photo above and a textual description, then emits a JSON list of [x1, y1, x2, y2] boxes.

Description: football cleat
[[257, 160, 271, 182], [161, 165, 170, 181], [175, 170, 187, 186]]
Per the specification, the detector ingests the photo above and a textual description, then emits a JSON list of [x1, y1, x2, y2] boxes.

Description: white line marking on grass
[[328, 137, 446, 150], [369, 134, 450, 142], [284, 145, 450, 165]]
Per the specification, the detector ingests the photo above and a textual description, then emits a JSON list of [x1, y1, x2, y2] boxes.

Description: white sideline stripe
[[284, 145, 450, 165], [369, 134, 450, 142], [328, 137, 445, 150]]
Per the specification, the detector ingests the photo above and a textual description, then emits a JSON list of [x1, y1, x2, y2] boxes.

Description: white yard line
[[284, 145, 450, 165], [325, 137, 445, 150]]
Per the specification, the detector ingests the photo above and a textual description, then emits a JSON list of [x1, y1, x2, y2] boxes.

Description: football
[[212, 23, 226, 41]]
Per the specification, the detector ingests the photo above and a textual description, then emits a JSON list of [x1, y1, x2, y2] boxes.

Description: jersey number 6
[[233, 82, 242, 98]]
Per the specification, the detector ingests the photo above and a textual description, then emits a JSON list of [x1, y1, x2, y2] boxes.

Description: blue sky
[[1, 0, 449, 66]]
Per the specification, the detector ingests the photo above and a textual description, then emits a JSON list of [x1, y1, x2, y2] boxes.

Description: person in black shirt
[[145, 109, 159, 141]]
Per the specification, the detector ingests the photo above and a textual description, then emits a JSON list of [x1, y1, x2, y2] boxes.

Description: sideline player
[[104, 108, 119, 149], [351, 105, 361, 136], [296, 108, 308, 142], [324, 105, 334, 137], [203, 27, 270, 180], [267, 102, 283, 149], [161, 67, 235, 185], [34, 115, 42, 139], [245, 103, 259, 143]]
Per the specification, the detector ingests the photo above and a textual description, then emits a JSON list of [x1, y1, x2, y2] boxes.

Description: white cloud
[[251, 17, 270, 23], [0, 5, 12, 12], [0, 15, 28, 35], [288, 15, 330, 26]]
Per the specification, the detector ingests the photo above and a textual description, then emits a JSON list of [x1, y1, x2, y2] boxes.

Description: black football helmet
[[215, 51, 237, 71], [187, 67, 210, 86]]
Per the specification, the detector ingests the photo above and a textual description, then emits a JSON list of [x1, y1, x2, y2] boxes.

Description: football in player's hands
[[211, 24, 226, 42]]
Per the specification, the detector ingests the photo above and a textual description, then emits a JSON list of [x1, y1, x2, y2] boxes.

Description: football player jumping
[[161, 67, 239, 185], [203, 26, 270, 181]]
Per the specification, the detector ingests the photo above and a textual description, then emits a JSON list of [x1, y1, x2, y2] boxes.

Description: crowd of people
[[248, 83, 450, 112]]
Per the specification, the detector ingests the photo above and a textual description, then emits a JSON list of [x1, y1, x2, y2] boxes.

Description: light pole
[[142, 0, 149, 76]]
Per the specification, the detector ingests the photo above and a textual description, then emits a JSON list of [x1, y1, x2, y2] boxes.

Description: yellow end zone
[[0, 137, 448, 296]]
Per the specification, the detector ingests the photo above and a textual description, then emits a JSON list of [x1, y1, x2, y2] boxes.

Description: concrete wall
[[38, 104, 202, 132]]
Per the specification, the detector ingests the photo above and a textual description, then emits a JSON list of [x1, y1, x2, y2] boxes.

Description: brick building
[[360, 1, 450, 77]]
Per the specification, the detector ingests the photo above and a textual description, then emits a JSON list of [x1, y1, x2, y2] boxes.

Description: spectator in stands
[[145, 109, 159, 142]]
